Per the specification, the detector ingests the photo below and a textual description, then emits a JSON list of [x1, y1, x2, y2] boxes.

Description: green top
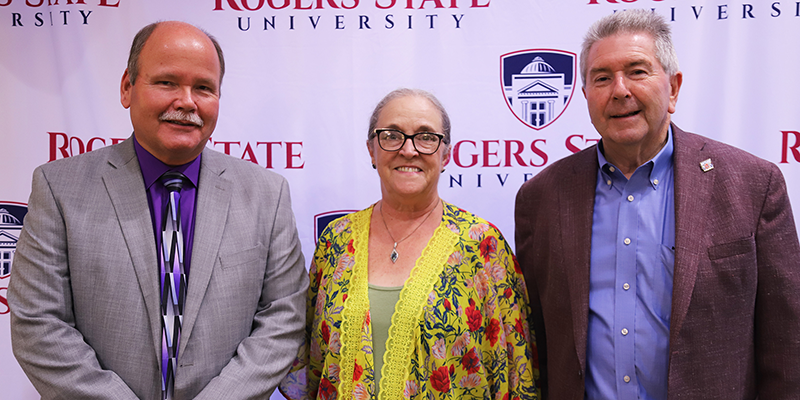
[[368, 283, 403, 396]]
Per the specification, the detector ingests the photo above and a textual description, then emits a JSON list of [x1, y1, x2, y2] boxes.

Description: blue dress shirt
[[585, 128, 676, 400]]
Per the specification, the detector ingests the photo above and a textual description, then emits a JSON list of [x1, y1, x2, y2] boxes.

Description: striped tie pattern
[[160, 171, 188, 400]]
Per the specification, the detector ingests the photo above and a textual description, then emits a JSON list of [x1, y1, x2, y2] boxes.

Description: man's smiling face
[[583, 31, 681, 157], [120, 21, 221, 166]]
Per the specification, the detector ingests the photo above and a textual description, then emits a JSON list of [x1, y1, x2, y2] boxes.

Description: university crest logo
[[501, 49, 577, 130], [0, 202, 27, 279]]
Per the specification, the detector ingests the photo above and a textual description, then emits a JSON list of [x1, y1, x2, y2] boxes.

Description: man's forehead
[[144, 23, 215, 58], [589, 33, 657, 62], [589, 56, 654, 72], [595, 30, 654, 47], [138, 26, 220, 79]]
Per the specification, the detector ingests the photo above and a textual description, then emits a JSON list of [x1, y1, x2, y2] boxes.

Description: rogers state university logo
[[0, 202, 27, 279], [501, 49, 577, 130]]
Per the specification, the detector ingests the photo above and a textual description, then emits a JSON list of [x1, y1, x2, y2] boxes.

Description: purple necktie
[[159, 171, 188, 400]]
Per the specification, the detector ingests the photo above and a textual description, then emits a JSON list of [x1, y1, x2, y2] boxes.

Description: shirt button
[[621, 328, 629, 336], [607, 180, 612, 186], [609, 166, 616, 172], [653, 179, 659, 185], [624, 238, 631, 245], [624, 375, 631, 383], [623, 283, 630, 290], [627, 195, 634, 202]]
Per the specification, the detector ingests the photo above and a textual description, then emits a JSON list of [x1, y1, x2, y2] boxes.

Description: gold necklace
[[379, 201, 438, 263]]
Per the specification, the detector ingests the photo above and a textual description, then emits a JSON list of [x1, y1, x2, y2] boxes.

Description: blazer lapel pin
[[700, 158, 714, 172]]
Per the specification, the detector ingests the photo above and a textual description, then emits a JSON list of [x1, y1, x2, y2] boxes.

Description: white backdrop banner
[[2, 0, 799, 398]]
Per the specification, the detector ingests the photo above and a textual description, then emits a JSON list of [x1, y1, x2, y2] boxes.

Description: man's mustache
[[159, 110, 204, 127]]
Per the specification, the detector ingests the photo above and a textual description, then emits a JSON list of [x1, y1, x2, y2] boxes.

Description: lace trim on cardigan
[[338, 207, 372, 400], [380, 201, 459, 400], [338, 202, 461, 400]]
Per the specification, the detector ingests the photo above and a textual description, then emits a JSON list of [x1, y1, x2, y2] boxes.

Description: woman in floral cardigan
[[280, 88, 539, 400]]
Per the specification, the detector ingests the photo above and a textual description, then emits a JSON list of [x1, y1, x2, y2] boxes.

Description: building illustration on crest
[[0, 208, 22, 279], [501, 50, 576, 131]]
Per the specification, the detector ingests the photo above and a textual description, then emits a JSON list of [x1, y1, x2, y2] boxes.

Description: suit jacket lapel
[[102, 139, 162, 362], [670, 124, 714, 345], [561, 148, 599, 370], [180, 150, 232, 354]]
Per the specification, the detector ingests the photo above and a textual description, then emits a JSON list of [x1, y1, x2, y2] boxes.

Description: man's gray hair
[[367, 88, 451, 146], [126, 21, 226, 89], [580, 9, 679, 87]]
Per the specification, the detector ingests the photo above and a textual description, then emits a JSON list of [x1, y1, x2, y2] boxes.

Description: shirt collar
[[648, 125, 674, 189], [596, 125, 674, 189], [133, 135, 201, 190]]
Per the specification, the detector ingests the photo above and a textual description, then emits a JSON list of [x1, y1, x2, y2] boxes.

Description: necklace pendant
[[390, 244, 399, 263]]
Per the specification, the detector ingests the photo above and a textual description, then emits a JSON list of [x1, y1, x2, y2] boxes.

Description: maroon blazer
[[515, 124, 800, 400]]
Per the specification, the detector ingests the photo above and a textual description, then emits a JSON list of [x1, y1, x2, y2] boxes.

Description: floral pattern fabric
[[280, 202, 538, 400]]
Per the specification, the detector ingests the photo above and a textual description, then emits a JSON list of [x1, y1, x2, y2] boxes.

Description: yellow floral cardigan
[[280, 202, 539, 400]]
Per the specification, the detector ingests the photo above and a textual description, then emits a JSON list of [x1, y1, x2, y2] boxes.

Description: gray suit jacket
[[9, 138, 309, 399], [515, 125, 800, 399]]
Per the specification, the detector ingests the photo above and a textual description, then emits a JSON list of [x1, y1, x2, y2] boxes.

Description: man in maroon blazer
[[515, 9, 800, 400]]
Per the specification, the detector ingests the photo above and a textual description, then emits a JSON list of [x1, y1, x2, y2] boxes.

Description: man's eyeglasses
[[371, 129, 446, 155]]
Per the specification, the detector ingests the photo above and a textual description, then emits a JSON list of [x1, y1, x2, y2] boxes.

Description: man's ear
[[120, 69, 132, 109], [668, 71, 683, 114]]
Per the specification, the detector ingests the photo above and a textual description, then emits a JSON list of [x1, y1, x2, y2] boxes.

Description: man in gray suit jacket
[[8, 21, 308, 399], [515, 10, 800, 400]]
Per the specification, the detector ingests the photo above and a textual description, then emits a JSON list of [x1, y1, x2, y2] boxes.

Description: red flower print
[[444, 298, 452, 311], [466, 304, 483, 332], [430, 366, 451, 393], [326, 240, 332, 249], [449, 364, 455, 376], [353, 362, 363, 381], [486, 318, 501, 346], [343, 293, 348, 302], [315, 268, 323, 287], [319, 377, 337, 400], [479, 236, 497, 262], [513, 256, 522, 274], [461, 347, 481, 373], [321, 320, 330, 344], [504, 287, 513, 299], [347, 239, 355, 254], [515, 317, 525, 336]]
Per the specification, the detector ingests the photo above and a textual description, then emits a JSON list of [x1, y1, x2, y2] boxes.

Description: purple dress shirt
[[133, 136, 200, 277]]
